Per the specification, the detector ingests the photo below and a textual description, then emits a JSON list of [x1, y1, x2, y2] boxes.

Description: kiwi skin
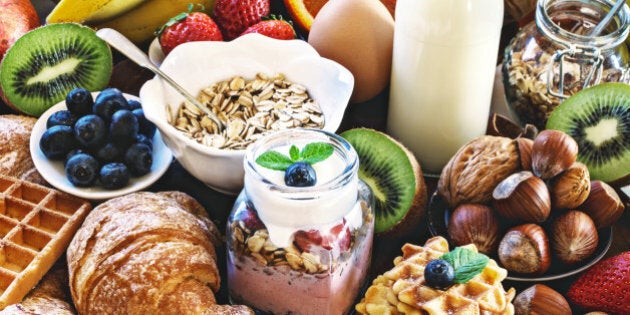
[[0, 23, 112, 117], [546, 82, 630, 187], [340, 127, 428, 239]]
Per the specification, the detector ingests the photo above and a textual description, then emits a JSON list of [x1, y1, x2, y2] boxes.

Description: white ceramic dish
[[140, 34, 354, 195], [30, 93, 173, 200]]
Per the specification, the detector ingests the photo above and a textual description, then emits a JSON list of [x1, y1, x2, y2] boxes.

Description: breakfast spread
[[0, 0, 628, 314], [355, 236, 516, 314], [227, 129, 374, 314], [169, 73, 324, 150], [0, 174, 91, 309]]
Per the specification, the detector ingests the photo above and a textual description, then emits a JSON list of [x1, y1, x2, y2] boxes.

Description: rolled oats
[[168, 73, 325, 150]]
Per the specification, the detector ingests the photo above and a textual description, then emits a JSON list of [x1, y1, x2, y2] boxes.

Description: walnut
[[438, 136, 521, 209]]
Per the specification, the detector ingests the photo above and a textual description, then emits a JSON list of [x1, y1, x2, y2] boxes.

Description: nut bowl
[[139, 34, 354, 195]]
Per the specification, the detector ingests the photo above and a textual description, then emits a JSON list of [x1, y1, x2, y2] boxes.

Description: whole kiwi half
[[341, 128, 427, 238], [0, 23, 112, 117], [546, 82, 630, 186]]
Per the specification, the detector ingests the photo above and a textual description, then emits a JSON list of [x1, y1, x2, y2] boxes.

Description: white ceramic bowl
[[30, 93, 173, 200], [139, 34, 354, 195]]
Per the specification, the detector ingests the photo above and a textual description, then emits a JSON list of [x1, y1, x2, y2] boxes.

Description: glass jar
[[226, 128, 374, 315], [502, 0, 630, 129]]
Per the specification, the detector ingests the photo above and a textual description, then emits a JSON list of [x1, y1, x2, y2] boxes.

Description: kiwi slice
[[340, 128, 427, 237], [0, 23, 112, 117], [546, 82, 630, 186]]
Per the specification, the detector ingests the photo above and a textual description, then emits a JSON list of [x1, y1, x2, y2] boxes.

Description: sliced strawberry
[[156, 4, 223, 55], [213, 0, 270, 40], [233, 204, 265, 231], [240, 15, 296, 40], [567, 251, 630, 314], [293, 220, 353, 253]]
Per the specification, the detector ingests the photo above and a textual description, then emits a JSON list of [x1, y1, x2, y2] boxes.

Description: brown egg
[[308, 0, 394, 104]]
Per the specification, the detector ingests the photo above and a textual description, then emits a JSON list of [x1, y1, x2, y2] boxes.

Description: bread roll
[[0, 267, 75, 315], [0, 114, 46, 185], [67, 191, 252, 314]]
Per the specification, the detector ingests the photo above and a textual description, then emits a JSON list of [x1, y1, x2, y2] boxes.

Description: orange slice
[[283, 0, 328, 34]]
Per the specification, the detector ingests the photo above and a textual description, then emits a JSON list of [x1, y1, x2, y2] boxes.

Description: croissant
[[66, 191, 252, 314]]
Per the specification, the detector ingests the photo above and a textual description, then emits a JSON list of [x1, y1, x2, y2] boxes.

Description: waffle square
[[0, 175, 91, 309], [356, 237, 515, 315]]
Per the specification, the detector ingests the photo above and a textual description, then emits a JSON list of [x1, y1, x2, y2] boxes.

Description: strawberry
[[213, 0, 270, 40], [156, 4, 223, 56], [241, 15, 296, 40], [293, 220, 352, 253], [567, 251, 630, 314]]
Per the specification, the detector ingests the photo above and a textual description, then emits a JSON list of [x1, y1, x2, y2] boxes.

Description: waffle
[[0, 175, 91, 310], [356, 236, 516, 315]]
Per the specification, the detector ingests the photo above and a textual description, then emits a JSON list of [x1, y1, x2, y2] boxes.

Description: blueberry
[[65, 153, 99, 187], [424, 259, 455, 290], [39, 125, 78, 160], [46, 110, 78, 128], [110, 109, 139, 146], [93, 88, 128, 121], [99, 162, 130, 190], [65, 148, 88, 165], [74, 114, 107, 148], [65, 88, 94, 117], [132, 108, 156, 138], [124, 143, 153, 176], [96, 142, 123, 164], [127, 99, 142, 110], [284, 162, 316, 187], [135, 134, 153, 148]]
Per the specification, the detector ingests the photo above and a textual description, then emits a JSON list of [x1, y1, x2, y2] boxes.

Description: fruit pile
[[155, 1, 295, 56], [439, 130, 626, 276], [39, 88, 157, 190]]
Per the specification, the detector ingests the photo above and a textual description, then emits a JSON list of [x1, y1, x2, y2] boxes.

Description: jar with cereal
[[226, 128, 374, 315], [502, 0, 630, 129]]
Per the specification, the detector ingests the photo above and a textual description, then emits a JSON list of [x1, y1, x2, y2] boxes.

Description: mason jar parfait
[[226, 128, 375, 315]]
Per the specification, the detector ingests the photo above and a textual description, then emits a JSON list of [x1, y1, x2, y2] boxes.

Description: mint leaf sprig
[[256, 142, 334, 171], [440, 247, 489, 284]]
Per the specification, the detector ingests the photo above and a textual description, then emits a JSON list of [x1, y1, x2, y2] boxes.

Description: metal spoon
[[96, 28, 223, 129], [589, 0, 626, 36]]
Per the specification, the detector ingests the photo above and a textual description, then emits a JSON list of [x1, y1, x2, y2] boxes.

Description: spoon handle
[[95, 28, 223, 129], [590, 0, 626, 36]]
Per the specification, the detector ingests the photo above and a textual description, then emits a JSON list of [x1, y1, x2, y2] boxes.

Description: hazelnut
[[550, 210, 598, 265], [580, 180, 625, 228], [531, 130, 578, 179], [447, 204, 500, 254], [438, 136, 521, 209], [498, 224, 551, 275], [548, 162, 590, 209], [516, 137, 533, 171], [492, 171, 551, 222], [514, 284, 572, 315]]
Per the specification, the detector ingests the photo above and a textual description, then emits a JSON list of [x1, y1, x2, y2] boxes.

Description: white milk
[[387, 0, 504, 175]]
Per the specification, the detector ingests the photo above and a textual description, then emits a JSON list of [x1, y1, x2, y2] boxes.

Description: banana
[[46, 0, 147, 23], [92, 0, 216, 45]]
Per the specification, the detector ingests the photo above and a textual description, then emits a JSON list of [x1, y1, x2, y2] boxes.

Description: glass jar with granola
[[226, 128, 374, 315], [502, 0, 630, 129]]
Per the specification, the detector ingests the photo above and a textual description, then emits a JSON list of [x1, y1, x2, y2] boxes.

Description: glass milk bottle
[[387, 0, 504, 176], [226, 129, 374, 314]]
